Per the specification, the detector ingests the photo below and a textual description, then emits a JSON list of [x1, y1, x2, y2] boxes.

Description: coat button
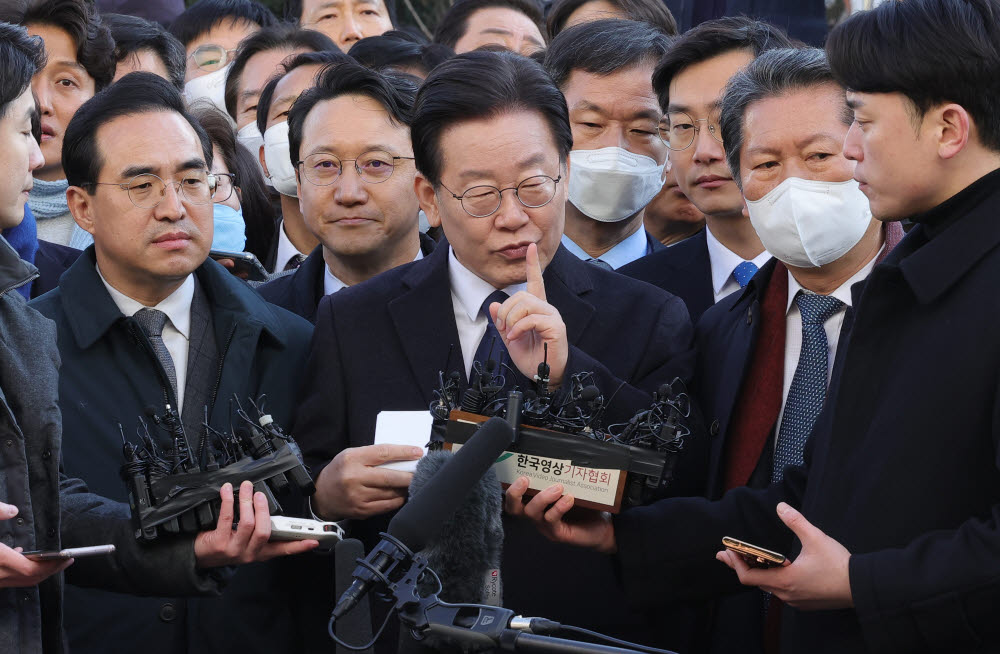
[[41, 449, 51, 460], [710, 419, 720, 437], [47, 527, 57, 538], [159, 602, 177, 622], [5, 439, 12, 447], [746, 308, 753, 325], [15, 517, 24, 526]]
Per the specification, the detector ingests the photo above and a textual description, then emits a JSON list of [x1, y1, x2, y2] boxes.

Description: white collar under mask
[[263, 121, 298, 198], [183, 64, 231, 113], [567, 146, 666, 223], [745, 177, 873, 268]]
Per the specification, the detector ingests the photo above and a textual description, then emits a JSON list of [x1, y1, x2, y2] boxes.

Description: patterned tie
[[283, 253, 307, 272], [472, 290, 510, 376], [771, 292, 845, 482], [133, 308, 178, 400], [732, 260, 759, 288], [586, 258, 613, 271]]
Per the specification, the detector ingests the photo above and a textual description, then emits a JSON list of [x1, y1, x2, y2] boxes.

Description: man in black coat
[[30, 74, 317, 654], [507, 2, 1000, 651], [293, 51, 694, 646]]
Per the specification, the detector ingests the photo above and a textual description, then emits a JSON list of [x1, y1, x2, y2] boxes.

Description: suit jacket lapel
[[543, 246, 595, 344]]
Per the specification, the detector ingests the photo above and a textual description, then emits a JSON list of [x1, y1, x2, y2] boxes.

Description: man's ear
[[414, 173, 442, 229], [67, 186, 96, 235], [934, 103, 971, 160], [259, 144, 270, 178]]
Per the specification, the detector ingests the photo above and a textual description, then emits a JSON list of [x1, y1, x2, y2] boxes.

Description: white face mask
[[746, 177, 872, 268], [183, 64, 231, 113], [567, 146, 665, 223], [236, 122, 269, 186], [263, 121, 298, 198]]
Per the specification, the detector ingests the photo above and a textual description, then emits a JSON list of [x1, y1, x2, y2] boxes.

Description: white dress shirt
[[322, 246, 426, 296], [560, 225, 650, 270], [274, 219, 309, 272], [705, 226, 772, 304], [774, 249, 881, 438], [448, 247, 526, 379], [97, 265, 195, 412]]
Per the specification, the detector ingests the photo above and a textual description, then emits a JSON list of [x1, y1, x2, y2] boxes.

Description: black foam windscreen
[[388, 417, 513, 551], [409, 450, 504, 604], [334, 538, 374, 654]]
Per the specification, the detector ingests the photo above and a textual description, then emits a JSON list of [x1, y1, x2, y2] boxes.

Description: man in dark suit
[[258, 62, 434, 323], [293, 51, 694, 645], [542, 20, 669, 269], [29, 73, 317, 654], [508, 2, 1000, 651], [620, 17, 792, 322]]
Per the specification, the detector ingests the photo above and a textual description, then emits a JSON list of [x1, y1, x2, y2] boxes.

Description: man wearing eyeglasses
[[29, 73, 317, 654], [620, 17, 793, 323], [258, 61, 433, 323], [293, 51, 695, 646]]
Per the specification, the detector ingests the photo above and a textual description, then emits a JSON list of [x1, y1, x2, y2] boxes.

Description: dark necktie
[[733, 260, 759, 288], [134, 308, 178, 401], [472, 290, 510, 376], [283, 253, 307, 272], [772, 292, 845, 482], [586, 258, 613, 271]]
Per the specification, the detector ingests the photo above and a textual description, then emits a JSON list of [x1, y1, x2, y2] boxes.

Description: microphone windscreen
[[408, 451, 503, 604], [580, 385, 600, 402], [334, 539, 374, 654], [388, 417, 512, 551]]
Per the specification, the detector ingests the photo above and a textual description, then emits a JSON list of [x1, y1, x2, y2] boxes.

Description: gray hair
[[719, 48, 852, 187]]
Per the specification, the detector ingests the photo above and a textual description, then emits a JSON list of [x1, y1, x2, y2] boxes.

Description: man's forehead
[[97, 112, 204, 167]]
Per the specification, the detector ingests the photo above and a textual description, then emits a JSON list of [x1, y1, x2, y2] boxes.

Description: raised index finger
[[525, 242, 546, 301]]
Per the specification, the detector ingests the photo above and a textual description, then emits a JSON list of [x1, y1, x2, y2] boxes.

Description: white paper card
[[373, 410, 433, 472]]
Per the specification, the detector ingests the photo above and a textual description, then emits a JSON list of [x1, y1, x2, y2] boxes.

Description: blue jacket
[[30, 248, 316, 654]]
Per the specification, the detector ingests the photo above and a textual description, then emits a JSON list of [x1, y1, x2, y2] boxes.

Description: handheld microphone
[[332, 417, 514, 620]]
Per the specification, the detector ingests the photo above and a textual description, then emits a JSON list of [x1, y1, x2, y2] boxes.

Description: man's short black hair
[[168, 0, 277, 49], [223, 24, 336, 120], [720, 48, 850, 187], [652, 16, 793, 113], [255, 49, 353, 135], [432, 0, 545, 49], [348, 30, 453, 77], [0, 0, 116, 91], [0, 22, 46, 120], [288, 60, 418, 166], [63, 72, 214, 190], [412, 50, 572, 187], [282, 0, 398, 26], [104, 13, 186, 91], [544, 19, 671, 89], [827, 0, 1000, 153], [546, 0, 677, 39]]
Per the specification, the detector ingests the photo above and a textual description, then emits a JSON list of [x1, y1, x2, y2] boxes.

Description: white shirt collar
[[448, 246, 526, 321], [322, 245, 425, 296], [785, 244, 883, 313], [275, 219, 308, 271], [704, 225, 771, 296], [96, 264, 194, 339], [560, 226, 649, 270]]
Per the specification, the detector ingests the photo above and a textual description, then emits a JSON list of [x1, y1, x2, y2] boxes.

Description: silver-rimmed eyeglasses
[[440, 174, 562, 218], [85, 172, 218, 209], [296, 150, 415, 186], [658, 111, 724, 151]]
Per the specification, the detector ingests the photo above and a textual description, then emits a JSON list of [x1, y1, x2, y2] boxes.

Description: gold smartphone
[[722, 536, 786, 568]]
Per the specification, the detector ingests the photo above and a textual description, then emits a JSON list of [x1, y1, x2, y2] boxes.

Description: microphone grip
[[331, 577, 368, 621]]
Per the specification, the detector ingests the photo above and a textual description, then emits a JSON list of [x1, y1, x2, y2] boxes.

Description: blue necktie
[[472, 290, 510, 375], [772, 292, 845, 482], [732, 260, 759, 288]]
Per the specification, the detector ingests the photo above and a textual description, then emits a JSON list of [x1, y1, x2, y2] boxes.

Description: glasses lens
[[664, 111, 696, 150], [180, 172, 214, 205], [516, 176, 556, 208], [193, 45, 227, 71], [126, 174, 165, 209], [356, 150, 396, 183], [303, 154, 342, 186], [461, 186, 502, 217]]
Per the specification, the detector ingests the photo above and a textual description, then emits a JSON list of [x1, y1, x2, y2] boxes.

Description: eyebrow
[[846, 97, 864, 110], [572, 100, 660, 122], [746, 133, 843, 157], [119, 158, 206, 180], [457, 152, 550, 182], [51, 59, 88, 75], [306, 144, 404, 157], [240, 89, 261, 104]]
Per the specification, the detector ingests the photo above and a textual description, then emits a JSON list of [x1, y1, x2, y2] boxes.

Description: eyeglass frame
[[212, 172, 236, 203], [658, 111, 724, 151], [83, 172, 219, 209], [294, 151, 415, 186], [438, 174, 563, 218], [187, 44, 239, 72]]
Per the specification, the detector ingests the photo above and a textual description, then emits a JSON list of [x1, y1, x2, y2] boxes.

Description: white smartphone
[[23, 544, 116, 561]]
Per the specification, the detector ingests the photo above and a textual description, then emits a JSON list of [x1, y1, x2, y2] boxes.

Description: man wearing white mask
[[169, 0, 276, 112], [543, 19, 671, 270]]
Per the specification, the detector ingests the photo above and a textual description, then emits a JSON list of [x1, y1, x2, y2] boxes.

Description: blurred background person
[[282, 0, 395, 52], [348, 29, 453, 78], [433, 0, 545, 56], [546, 0, 677, 38], [644, 161, 706, 246], [105, 13, 186, 90]]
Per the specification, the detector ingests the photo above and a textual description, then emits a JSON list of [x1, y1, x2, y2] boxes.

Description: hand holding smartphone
[[22, 544, 116, 561]]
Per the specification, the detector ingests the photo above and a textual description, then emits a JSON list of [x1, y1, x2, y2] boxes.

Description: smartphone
[[209, 250, 269, 282], [22, 544, 116, 561], [721, 536, 786, 568]]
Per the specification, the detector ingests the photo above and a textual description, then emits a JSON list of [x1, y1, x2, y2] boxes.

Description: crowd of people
[[0, 0, 998, 652]]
